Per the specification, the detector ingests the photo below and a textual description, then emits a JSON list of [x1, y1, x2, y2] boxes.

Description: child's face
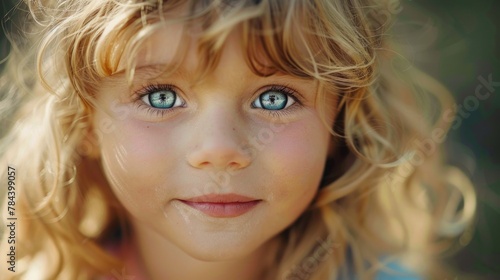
[[93, 23, 335, 260]]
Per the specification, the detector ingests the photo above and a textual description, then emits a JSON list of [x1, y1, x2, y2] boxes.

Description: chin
[[178, 237, 264, 262]]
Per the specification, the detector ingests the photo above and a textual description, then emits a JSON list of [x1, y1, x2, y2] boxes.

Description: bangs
[[61, 0, 377, 98]]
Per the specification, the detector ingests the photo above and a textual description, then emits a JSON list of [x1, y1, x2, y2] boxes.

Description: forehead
[[116, 21, 281, 86], [103, 0, 342, 89], [116, 23, 186, 73]]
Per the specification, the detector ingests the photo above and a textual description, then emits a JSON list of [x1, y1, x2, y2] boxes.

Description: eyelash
[[132, 83, 302, 119], [133, 83, 184, 118], [252, 85, 302, 118]]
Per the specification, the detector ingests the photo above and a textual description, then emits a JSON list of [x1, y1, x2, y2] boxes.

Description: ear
[[77, 125, 101, 159]]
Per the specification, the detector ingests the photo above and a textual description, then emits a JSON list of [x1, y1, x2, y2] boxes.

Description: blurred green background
[[1, 0, 498, 279], [397, 1, 499, 279]]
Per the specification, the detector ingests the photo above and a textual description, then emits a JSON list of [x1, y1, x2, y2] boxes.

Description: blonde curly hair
[[0, 0, 475, 279]]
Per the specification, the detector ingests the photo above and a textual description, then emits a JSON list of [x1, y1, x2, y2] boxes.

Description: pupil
[[269, 95, 276, 104]]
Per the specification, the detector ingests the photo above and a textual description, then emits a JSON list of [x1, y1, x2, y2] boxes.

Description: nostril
[[199, 161, 210, 168], [227, 162, 239, 170], [186, 136, 253, 170]]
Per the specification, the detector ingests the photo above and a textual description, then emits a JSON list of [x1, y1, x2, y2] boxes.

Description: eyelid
[[131, 83, 186, 119], [252, 84, 303, 107], [133, 84, 186, 104], [133, 83, 177, 99], [248, 84, 306, 120], [269, 84, 304, 103], [130, 83, 305, 120]]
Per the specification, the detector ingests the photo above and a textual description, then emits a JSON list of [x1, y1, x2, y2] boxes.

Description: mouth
[[177, 193, 261, 218]]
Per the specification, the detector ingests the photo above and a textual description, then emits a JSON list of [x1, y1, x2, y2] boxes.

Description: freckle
[[232, 127, 235, 131], [147, 126, 150, 128]]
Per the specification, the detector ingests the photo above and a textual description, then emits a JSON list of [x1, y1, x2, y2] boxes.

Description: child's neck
[[127, 219, 278, 280]]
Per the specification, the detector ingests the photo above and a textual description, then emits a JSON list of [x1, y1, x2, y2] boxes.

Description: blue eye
[[141, 89, 183, 109], [253, 90, 295, 110]]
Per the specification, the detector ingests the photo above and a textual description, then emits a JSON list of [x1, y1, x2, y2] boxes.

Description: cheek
[[261, 118, 330, 213], [97, 117, 180, 214]]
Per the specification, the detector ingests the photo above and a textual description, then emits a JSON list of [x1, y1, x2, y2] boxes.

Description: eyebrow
[[135, 64, 176, 74], [112, 64, 173, 76], [111, 63, 315, 88], [121, 63, 198, 81]]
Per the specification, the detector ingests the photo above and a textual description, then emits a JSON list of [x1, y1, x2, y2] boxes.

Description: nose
[[186, 108, 252, 171]]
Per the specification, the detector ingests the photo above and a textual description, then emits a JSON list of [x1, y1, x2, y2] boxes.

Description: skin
[[92, 22, 336, 280]]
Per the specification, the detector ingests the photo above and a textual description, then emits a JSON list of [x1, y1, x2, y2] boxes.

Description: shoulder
[[335, 261, 422, 280], [374, 262, 422, 280]]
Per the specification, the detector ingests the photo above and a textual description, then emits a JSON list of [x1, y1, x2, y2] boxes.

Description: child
[[0, 0, 476, 279]]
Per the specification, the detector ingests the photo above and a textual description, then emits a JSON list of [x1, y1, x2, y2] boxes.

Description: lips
[[177, 193, 261, 218]]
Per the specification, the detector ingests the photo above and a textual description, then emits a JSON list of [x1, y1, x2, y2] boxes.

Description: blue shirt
[[375, 262, 422, 280]]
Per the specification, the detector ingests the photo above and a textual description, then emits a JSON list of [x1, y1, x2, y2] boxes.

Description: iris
[[259, 92, 287, 110], [148, 90, 176, 109]]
